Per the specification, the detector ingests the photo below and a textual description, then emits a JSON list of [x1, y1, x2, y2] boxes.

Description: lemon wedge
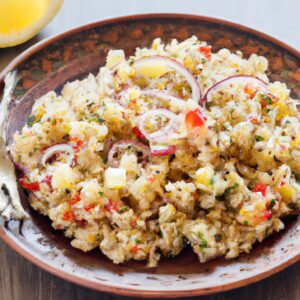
[[0, 0, 63, 48]]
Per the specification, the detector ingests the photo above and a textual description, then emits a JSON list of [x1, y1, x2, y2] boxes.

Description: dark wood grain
[[0, 239, 300, 300]]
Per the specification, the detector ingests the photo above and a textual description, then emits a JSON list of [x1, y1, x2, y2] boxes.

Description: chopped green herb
[[118, 205, 130, 213], [135, 238, 141, 244], [209, 176, 215, 185], [98, 191, 104, 196], [201, 58, 206, 64], [225, 183, 239, 194], [198, 232, 208, 250], [169, 251, 176, 258], [206, 102, 214, 109], [230, 109, 234, 114], [199, 239, 208, 249], [243, 221, 249, 225], [285, 120, 291, 124], [254, 135, 264, 142], [27, 115, 36, 127], [261, 94, 273, 105], [87, 101, 95, 108], [89, 117, 105, 123], [269, 199, 276, 209], [295, 173, 300, 182], [97, 117, 105, 123]]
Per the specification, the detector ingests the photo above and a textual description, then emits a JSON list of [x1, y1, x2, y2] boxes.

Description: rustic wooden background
[[1, 0, 300, 299]]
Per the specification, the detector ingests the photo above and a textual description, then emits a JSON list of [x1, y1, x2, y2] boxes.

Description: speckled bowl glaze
[[0, 14, 300, 298]]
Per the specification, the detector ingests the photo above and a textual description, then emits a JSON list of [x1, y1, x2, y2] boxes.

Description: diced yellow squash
[[278, 185, 296, 200], [134, 61, 169, 79], [52, 164, 76, 190], [194, 166, 214, 191], [104, 167, 126, 189]]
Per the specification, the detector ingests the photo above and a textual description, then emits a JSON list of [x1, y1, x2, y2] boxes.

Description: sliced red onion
[[115, 89, 130, 107], [150, 145, 176, 157], [201, 75, 268, 106], [41, 144, 75, 168], [107, 140, 150, 167], [137, 109, 179, 142], [133, 56, 202, 102], [141, 89, 186, 110], [116, 88, 187, 113]]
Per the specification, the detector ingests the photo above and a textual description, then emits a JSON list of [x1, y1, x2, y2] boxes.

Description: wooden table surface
[[1, 1, 300, 299]]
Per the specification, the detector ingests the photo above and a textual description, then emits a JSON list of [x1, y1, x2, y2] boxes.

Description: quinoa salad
[[10, 36, 300, 267]]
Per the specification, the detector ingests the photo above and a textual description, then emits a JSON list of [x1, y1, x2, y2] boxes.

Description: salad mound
[[11, 36, 300, 267]]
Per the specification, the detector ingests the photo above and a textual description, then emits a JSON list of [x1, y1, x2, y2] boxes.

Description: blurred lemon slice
[[0, 0, 63, 48]]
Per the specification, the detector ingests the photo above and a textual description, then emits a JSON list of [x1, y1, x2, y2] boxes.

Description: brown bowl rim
[[0, 13, 300, 298]]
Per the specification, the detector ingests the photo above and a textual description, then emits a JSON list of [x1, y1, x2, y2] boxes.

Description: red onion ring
[[133, 56, 202, 102], [150, 145, 176, 157], [116, 88, 187, 114], [41, 144, 75, 168], [137, 109, 179, 142], [141, 89, 186, 110], [115, 89, 130, 107], [201, 75, 268, 106]]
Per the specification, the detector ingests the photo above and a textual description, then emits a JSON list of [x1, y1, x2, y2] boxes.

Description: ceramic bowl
[[0, 14, 300, 298]]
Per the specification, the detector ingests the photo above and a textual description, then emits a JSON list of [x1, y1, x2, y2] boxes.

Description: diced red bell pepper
[[244, 84, 257, 98], [185, 109, 206, 131], [70, 137, 84, 152], [252, 182, 267, 196], [249, 116, 260, 124], [84, 203, 95, 211], [130, 246, 139, 253], [104, 199, 119, 212], [199, 46, 212, 60], [132, 126, 146, 140], [264, 210, 272, 220], [19, 176, 40, 191], [62, 210, 75, 221], [69, 193, 81, 205], [148, 176, 156, 182]]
